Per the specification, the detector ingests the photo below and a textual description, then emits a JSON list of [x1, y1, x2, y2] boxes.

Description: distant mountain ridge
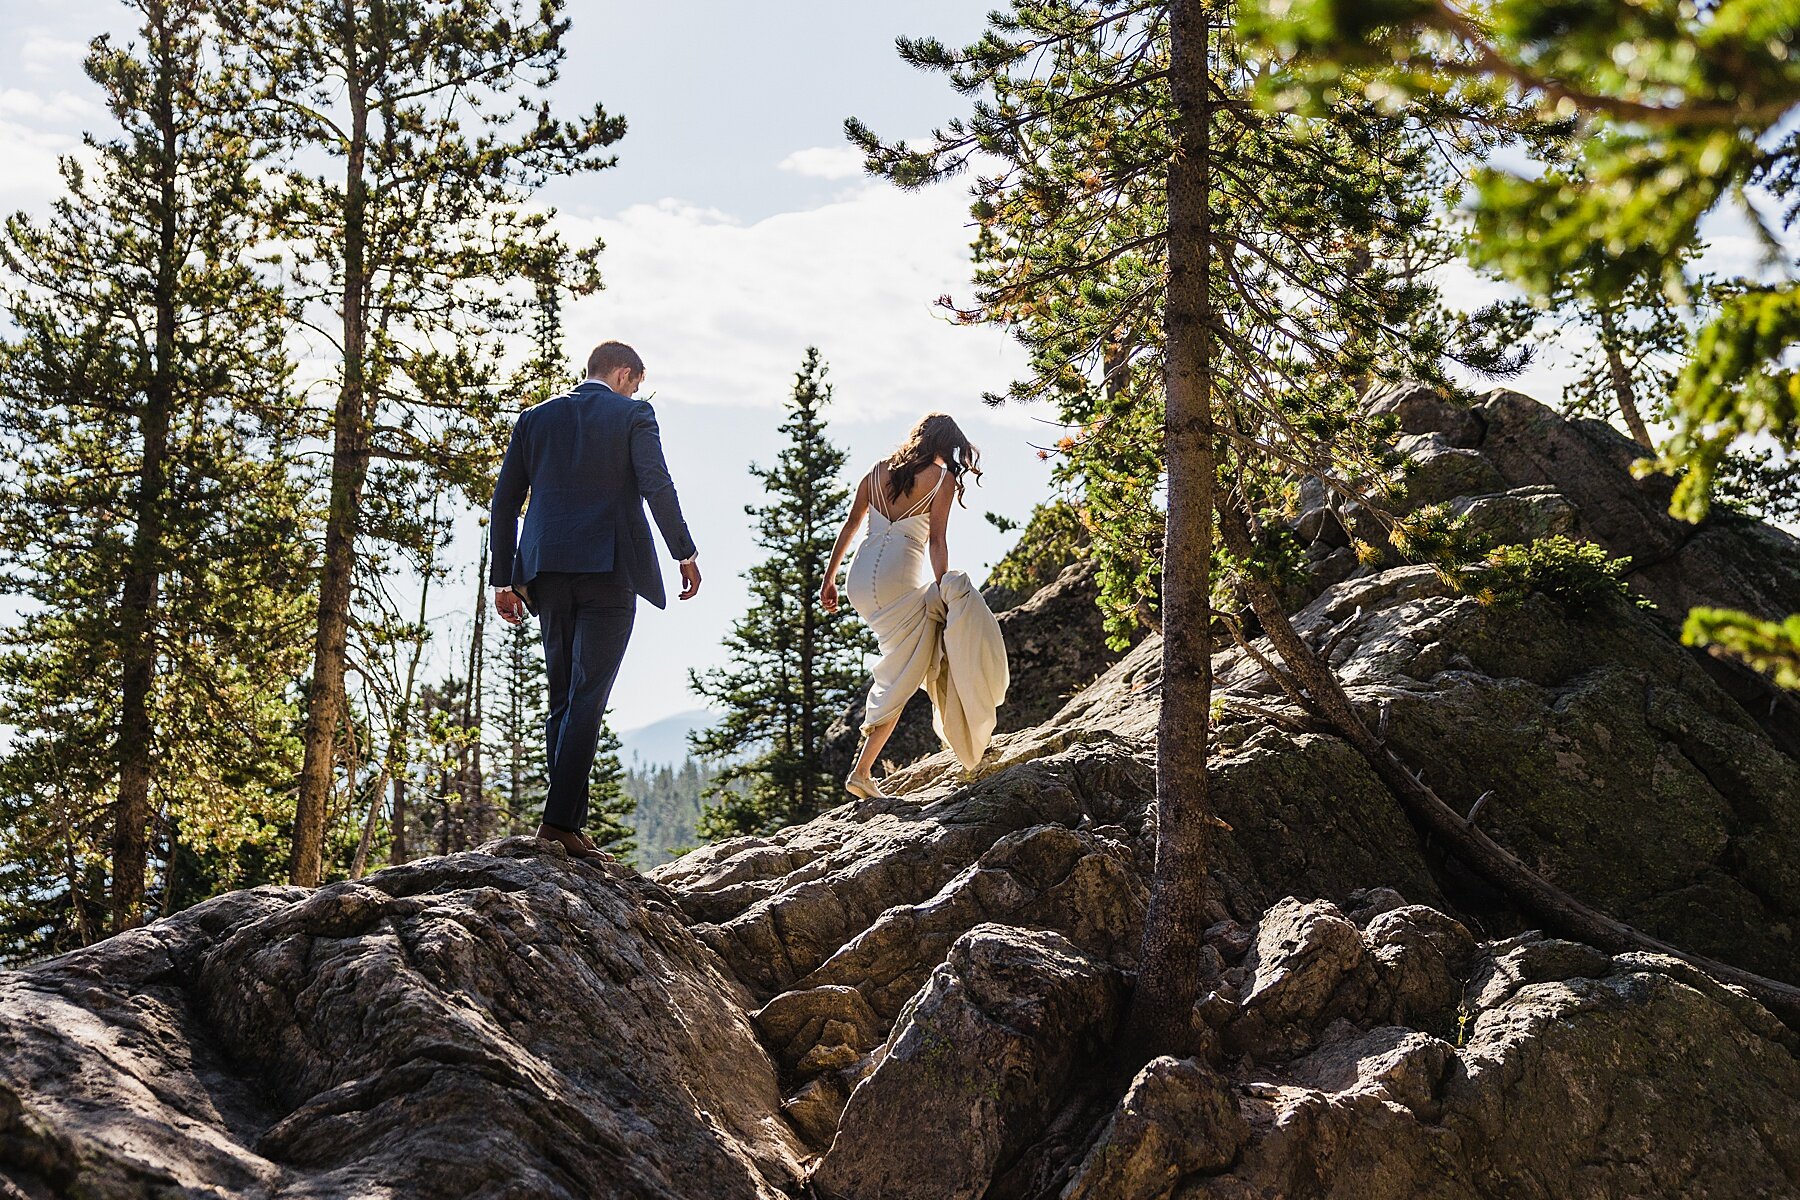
[[618, 708, 716, 767]]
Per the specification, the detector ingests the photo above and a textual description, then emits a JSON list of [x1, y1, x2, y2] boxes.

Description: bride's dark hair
[[883, 412, 982, 507]]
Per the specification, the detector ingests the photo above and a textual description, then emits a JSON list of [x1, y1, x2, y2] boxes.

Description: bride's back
[[869, 459, 945, 521]]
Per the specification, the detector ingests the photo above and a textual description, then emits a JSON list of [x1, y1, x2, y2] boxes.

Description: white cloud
[[553, 180, 1034, 427], [0, 86, 99, 124], [776, 145, 867, 181], [19, 33, 85, 78], [0, 119, 79, 212]]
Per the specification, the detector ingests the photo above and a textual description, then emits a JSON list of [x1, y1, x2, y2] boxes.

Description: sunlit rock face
[[3, 388, 1798, 1199]]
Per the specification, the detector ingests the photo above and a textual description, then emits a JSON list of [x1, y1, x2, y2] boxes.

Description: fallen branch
[[1217, 499, 1800, 1026], [1466, 790, 1495, 826]]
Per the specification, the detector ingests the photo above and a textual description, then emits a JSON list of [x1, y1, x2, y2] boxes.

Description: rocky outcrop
[[812, 925, 1123, 1200], [1328, 382, 1800, 630], [0, 843, 805, 1200], [3, 388, 1798, 1199], [1060, 901, 1800, 1200]]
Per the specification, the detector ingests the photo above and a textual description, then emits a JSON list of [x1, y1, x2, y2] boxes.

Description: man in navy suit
[[488, 340, 700, 861]]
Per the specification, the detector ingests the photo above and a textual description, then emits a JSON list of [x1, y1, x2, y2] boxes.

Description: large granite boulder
[[1064, 898, 1800, 1200], [0, 841, 805, 1200], [812, 925, 1123, 1200]]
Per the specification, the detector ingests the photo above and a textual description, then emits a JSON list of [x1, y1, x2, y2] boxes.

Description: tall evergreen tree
[[852, 0, 1540, 1057], [1240, 0, 1800, 689], [690, 349, 875, 837], [585, 719, 636, 861], [0, 0, 312, 946], [493, 617, 549, 835], [216, 0, 622, 886]]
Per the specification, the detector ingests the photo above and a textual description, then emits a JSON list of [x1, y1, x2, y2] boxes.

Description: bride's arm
[[927, 473, 955, 583], [821, 474, 871, 611]]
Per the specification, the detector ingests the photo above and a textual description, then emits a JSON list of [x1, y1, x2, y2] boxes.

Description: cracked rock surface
[[3, 389, 1798, 1199]]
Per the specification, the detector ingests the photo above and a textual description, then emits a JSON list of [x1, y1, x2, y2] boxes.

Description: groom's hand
[[679, 559, 702, 601], [495, 587, 526, 625]]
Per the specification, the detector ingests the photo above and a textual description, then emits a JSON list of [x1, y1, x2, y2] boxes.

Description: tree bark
[[350, 764, 391, 880], [1597, 303, 1654, 450], [1125, 0, 1218, 1064], [113, 1, 178, 932], [1216, 498, 1800, 1025], [461, 532, 488, 844], [292, 3, 372, 887], [800, 443, 818, 824], [389, 775, 409, 864]]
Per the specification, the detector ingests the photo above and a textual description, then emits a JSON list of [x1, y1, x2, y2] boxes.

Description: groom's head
[[587, 341, 645, 397]]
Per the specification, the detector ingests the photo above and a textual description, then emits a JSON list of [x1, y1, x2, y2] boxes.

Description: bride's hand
[[820, 580, 839, 612]]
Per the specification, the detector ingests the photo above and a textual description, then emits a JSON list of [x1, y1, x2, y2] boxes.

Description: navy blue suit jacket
[[488, 381, 697, 609]]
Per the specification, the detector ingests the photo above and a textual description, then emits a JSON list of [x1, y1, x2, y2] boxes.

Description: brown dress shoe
[[535, 823, 607, 861], [573, 830, 616, 862]]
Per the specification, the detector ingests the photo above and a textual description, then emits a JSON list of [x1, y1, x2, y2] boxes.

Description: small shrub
[[1460, 535, 1645, 619], [984, 499, 1091, 597]]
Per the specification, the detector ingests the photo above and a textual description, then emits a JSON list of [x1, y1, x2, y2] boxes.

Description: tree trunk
[[800, 495, 818, 823], [389, 775, 409, 865], [1597, 303, 1654, 450], [462, 533, 488, 844], [438, 764, 453, 856], [388, 500, 437, 864], [1125, 0, 1218, 1064], [292, 10, 371, 887], [1216, 498, 1800, 1025], [113, 3, 178, 933], [65, 834, 94, 948], [350, 765, 392, 880], [158, 831, 180, 918]]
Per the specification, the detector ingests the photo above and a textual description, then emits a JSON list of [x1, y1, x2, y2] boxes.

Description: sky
[[0, 1, 1787, 741], [1, 0, 1056, 735]]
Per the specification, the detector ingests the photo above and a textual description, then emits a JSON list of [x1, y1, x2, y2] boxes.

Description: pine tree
[[851, 0, 1541, 1058], [216, 0, 624, 886], [585, 719, 636, 861], [493, 618, 549, 835], [690, 350, 875, 837], [0, 0, 312, 948], [1239, 0, 1800, 688], [412, 676, 478, 856], [1487, 203, 1705, 449], [852, 2, 1538, 648]]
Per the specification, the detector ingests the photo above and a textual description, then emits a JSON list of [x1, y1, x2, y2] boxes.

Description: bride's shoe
[[845, 772, 887, 799]]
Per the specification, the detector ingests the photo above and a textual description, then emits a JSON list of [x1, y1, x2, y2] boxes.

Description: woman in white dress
[[820, 413, 986, 798]]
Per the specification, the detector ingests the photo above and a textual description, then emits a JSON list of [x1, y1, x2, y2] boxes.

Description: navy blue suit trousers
[[533, 571, 636, 833]]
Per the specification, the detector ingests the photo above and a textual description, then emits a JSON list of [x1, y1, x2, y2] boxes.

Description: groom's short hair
[[587, 341, 644, 379]]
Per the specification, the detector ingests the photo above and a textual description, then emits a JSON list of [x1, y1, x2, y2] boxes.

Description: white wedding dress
[[845, 464, 1008, 770]]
